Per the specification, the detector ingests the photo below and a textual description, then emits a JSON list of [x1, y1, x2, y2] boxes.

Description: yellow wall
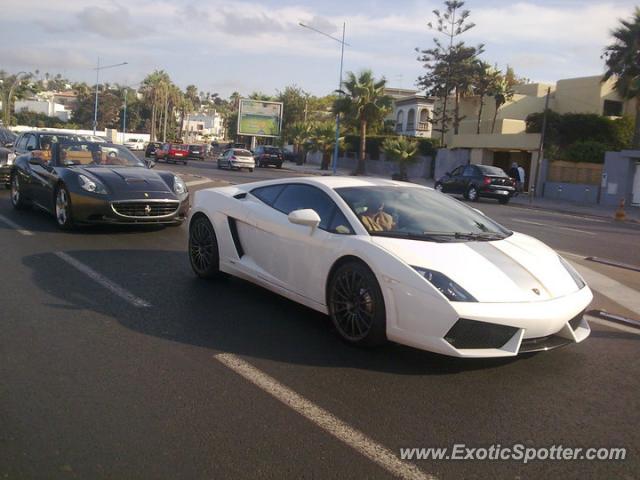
[[450, 133, 541, 150]]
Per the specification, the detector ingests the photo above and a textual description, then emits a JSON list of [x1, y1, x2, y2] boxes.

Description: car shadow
[[23, 248, 592, 376]]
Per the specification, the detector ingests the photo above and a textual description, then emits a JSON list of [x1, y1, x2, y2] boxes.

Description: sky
[[0, 0, 637, 98]]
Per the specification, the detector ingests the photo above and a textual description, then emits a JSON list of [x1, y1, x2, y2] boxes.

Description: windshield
[[264, 147, 280, 154], [477, 165, 507, 176], [336, 186, 511, 240], [58, 142, 145, 168]]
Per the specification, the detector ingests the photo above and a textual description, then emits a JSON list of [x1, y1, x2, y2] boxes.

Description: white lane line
[[511, 219, 596, 236], [509, 206, 609, 223], [215, 353, 433, 480], [586, 315, 640, 335], [0, 214, 34, 236], [570, 261, 640, 316], [54, 251, 151, 308], [186, 178, 215, 187]]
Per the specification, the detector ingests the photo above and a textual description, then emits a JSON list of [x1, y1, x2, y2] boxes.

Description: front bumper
[[387, 284, 593, 358], [69, 191, 189, 225]]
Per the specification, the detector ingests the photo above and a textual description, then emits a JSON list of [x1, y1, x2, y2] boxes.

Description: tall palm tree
[[603, 8, 640, 148], [472, 61, 500, 134], [309, 121, 343, 170], [333, 70, 392, 174], [288, 121, 312, 164], [490, 75, 514, 134]]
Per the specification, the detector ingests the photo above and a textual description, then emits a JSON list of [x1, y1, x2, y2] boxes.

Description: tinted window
[[26, 135, 37, 150], [451, 166, 463, 176], [15, 135, 27, 151], [477, 165, 508, 176], [462, 165, 476, 177], [272, 184, 336, 230], [328, 209, 354, 235], [264, 147, 280, 154], [251, 185, 285, 206], [233, 149, 252, 156]]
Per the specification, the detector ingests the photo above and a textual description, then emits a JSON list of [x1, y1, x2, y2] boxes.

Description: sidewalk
[[282, 162, 640, 223]]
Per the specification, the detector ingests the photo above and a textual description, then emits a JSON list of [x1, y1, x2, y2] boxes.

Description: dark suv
[[254, 145, 283, 168], [435, 164, 516, 204], [188, 144, 205, 161]]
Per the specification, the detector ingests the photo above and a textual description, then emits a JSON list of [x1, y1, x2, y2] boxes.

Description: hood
[[78, 167, 172, 193], [372, 232, 581, 303]]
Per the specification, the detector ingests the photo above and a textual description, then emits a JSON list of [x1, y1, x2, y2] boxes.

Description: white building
[[393, 95, 434, 138], [182, 112, 224, 142], [14, 98, 72, 122]]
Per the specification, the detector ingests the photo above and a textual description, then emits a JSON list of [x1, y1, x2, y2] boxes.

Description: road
[[1, 161, 639, 479]]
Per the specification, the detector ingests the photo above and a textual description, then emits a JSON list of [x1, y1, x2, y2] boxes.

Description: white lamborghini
[[188, 177, 592, 358]]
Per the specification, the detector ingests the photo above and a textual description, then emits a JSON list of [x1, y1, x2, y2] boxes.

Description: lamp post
[[93, 59, 128, 135], [299, 21, 348, 174], [3, 71, 28, 126]]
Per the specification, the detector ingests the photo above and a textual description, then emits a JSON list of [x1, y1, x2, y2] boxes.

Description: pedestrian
[[508, 162, 521, 196], [517, 164, 526, 194]]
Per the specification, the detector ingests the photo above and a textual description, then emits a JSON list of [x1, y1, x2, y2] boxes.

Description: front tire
[[328, 261, 387, 347], [466, 185, 479, 202], [54, 184, 74, 230], [189, 215, 224, 279], [10, 173, 28, 210], [434, 182, 443, 193]]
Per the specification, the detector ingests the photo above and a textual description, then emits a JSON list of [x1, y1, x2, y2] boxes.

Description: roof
[[236, 175, 428, 191]]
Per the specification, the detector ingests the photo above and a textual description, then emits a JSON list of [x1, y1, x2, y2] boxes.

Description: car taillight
[[231, 156, 237, 160], [483, 176, 491, 185]]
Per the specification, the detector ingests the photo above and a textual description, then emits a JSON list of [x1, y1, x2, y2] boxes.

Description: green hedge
[[344, 135, 438, 160], [564, 141, 608, 164]]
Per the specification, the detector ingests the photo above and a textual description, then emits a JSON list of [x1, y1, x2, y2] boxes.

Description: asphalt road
[[1, 163, 639, 479]]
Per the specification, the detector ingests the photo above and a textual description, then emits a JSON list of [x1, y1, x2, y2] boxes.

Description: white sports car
[[188, 177, 592, 358]]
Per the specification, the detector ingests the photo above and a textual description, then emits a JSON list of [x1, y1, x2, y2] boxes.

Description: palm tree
[[490, 75, 514, 134], [333, 70, 392, 174], [308, 122, 342, 170], [603, 8, 640, 148], [472, 61, 500, 134], [288, 121, 312, 164], [382, 136, 419, 181]]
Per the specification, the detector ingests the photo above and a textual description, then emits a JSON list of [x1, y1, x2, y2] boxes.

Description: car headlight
[[173, 175, 187, 195], [413, 266, 477, 302], [558, 256, 586, 289], [7, 153, 16, 165], [78, 174, 107, 194]]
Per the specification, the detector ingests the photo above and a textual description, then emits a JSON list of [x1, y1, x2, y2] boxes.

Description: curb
[[507, 201, 640, 224]]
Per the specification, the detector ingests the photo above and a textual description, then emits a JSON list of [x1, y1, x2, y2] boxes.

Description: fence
[[547, 160, 603, 185]]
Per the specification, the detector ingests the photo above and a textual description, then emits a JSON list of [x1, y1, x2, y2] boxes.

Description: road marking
[[186, 178, 216, 187], [0, 214, 34, 236], [570, 261, 640, 316], [215, 353, 433, 480], [54, 251, 151, 308], [586, 315, 640, 335], [511, 219, 596, 236]]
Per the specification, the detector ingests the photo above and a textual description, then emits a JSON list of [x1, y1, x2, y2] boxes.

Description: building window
[[418, 109, 430, 131], [396, 110, 404, 132], [406, 109, 416, 131], [603, 100, 623, 117]]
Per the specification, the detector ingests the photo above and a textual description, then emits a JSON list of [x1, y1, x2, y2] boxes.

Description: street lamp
[[93, 59, 128, 135], [299, 21, 348, 174], [3, 71, 28, 126]]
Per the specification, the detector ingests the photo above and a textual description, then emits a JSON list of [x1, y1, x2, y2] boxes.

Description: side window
[[15, 135, 27, 151], [26, 135, 37, 150], [251, 185, 285, 206], [327, 208, 354, 235], [451, 166, 463, 176], [462, 165, 475, 177], [272, 184, 336, 230]]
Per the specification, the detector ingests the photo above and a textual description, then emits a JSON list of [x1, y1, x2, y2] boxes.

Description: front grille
[[444, 318, 519, 349], [112, 201, 179, 218]]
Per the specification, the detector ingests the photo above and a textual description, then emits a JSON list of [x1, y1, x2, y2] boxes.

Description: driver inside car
[[360, 199, 394, 232]]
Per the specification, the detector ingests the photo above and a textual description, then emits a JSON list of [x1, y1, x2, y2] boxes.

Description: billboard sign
[[237, 99, 283, 138]]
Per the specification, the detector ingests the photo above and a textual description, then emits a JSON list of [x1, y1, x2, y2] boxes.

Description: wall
[[450, 133, 540, 150], [600, 150, 639, 207], [543, 182, 600, 204], [305, 152, 433, 179], [433, 148, 470, 180]]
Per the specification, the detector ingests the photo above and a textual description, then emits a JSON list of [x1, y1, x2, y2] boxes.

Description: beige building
[[433, 75, 635, 192]]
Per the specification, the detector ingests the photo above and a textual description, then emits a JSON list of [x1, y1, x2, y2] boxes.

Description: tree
[[333, 70, 392, 174], [288, 121, 312, 163], [471, 61, 500, 134], [416, 0, 482, 143], [308, 121, 344, 170], [489, 74, 514, 134], [382, 136, 419, 181], [603, 7, 640, 148], [277, 85, 308, 143]]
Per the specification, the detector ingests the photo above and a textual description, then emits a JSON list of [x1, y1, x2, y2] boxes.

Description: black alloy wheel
[[189, 215, 224, 279], [328, 262, 386, 346]]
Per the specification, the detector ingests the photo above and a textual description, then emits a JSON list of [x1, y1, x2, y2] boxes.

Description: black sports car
[[10, 140, 189, 229]]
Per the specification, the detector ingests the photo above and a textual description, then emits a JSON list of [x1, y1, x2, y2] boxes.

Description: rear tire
[[189, 215, 225, 279], [328, 261, 387, 347]]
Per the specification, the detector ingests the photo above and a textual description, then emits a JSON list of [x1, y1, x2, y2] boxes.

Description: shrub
[[563, 141, 608, 164]]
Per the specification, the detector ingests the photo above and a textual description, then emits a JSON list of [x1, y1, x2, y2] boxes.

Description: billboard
[[237, 99, 283, 138]]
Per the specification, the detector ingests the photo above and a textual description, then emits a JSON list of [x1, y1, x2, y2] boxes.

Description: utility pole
[[531, 87, 551, 202], [121, 87, 127, 144]]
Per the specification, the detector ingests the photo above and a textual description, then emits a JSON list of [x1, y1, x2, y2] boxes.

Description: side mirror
[[28, 155, 45, 166], [288, 209, 321, 229], [145, 159, 156, 169]]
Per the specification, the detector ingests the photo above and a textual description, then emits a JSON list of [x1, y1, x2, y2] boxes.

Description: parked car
[[82, 135, 109, 143], [254, 145, 284, 168], [434, 164, 516, 204], [0, 126, 17, 147], [125, 138, 146, 151], [0, 127, 16, 187], [188, 177, 592, 357], [2, 130, 83, 188], [145, 142, 163, 158], [187, 144, 205, 161], [155, 143, 190, 165], [216, 148, 255, 171], [9, 140, 188, 229]]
